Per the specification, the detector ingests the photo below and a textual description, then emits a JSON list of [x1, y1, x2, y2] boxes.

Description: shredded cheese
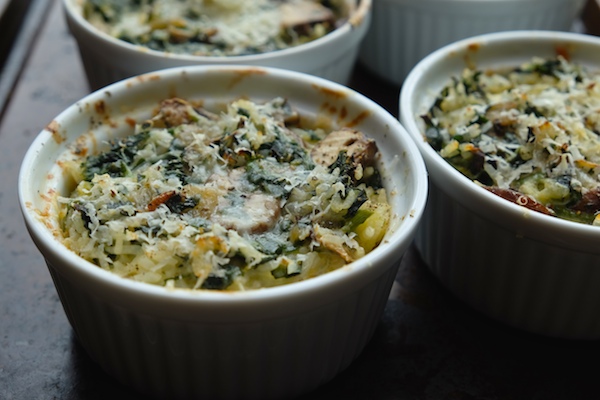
[[58, 96, 391, 290], [423, 56, 600, 225], [83, 0, 350, 56]]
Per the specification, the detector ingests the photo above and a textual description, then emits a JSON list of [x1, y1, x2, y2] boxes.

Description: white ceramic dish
[[62, 0, 372, 90], [19, 65, 427, 399], [360, 0, 585, 86], [400, 30, 600, 340]]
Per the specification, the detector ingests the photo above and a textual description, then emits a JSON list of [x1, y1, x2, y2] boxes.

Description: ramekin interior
[[400, 30, 600, 254], [20, 65, 427, 322], [63, 0, 371, 63]]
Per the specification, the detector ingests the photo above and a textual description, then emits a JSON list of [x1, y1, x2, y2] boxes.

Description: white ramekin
[[19, 65, 427, 399], [62, 0, 372, 90], [400, 30, 600, 340], [360, 0, 586, 86]]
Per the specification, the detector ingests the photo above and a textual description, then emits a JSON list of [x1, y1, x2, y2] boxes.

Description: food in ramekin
[[82, 0, 353, 56], [58, 96, 390, 290], [422, 55, 600, 225]]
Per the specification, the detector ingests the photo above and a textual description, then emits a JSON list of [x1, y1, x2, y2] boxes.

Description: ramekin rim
[[19, 64, 427, 304], [61, 0, 371, 62]]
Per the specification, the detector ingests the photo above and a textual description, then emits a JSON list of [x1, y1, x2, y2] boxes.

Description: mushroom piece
[[214, 193, 282, 234], [485, 186, 555, 216], [155, 98, 196, 127], [310, 128, 378, 183], [152, 97, 219, 128], [279, 1, 336, 34]]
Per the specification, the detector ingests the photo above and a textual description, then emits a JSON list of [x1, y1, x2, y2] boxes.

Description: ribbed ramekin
[[400, 30, 600, 340], [62, 0, 371, 90], [360, 0, 585, 86], [19, 65, 427, 399]]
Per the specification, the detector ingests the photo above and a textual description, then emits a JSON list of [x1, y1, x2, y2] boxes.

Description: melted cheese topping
[[423, 56, 600, 225], [83, 0, 349, 56], [58, 97, 390, 290]]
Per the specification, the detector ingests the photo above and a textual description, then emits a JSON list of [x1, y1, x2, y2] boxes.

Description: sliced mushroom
[[572, 188, 600, 214], [311, 128, 377, 170], [152, 97, 220, 128], [155, 98, 196, 127], [214, 193, 281, 234], [280, 1, 335, 34], [485, 186, 555, 216]]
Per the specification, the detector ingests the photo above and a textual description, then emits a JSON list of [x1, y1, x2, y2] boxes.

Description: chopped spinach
[[422, 114, 444, 151], [236, 108, 251, 118], [517, 58, 563, 78], [346, 190, 368, 218], [328, 151, 353, 181], [82, 131, 149, 181], [201, 266, 241, 290], [252, 233, 294, 256], [462, 70, 484, 96], [72, 202, 93, 232], [246, 160, 288, 198], [524, 103, 545, 118], [164, 194, 198, 214], [258, 133, 308, 165]]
